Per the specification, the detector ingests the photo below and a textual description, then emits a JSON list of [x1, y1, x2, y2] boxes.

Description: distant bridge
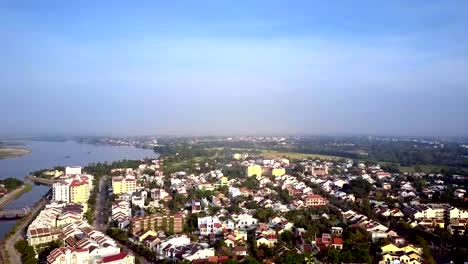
[[0, 207, 31, 219]]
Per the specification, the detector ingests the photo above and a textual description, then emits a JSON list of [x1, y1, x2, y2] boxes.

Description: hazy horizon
[[2, 1, 468, 137]]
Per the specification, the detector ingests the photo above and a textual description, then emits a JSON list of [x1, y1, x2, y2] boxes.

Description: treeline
[[0, 178, 23, 191], [14, 240, 37, 264], [154, 144, 211, 161], [84, 160, 142, 177]]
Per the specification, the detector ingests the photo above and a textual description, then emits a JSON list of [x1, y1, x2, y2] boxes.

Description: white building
[[156, 236, 191, 256], [449, 207, 468, 219], [185, 248, 215, 261], [47, 247, 90, 264], [234, 214, 258, 230], [198, 216, 222, 236], [65, 166, 82, 176], [52, 181, 70, 203]]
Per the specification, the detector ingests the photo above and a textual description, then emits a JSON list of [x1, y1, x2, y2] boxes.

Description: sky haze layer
[[1, 1, 468, 136]]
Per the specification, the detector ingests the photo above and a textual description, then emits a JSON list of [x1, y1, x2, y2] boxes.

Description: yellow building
[[219, 176, 229, 186], [137, 230, 158, 242], [70, 180, 90, 204], [380, 243, 422, 264], [246, 165, 262, 177], [112, 176, 137, 194], [272, 168, 286, 177]]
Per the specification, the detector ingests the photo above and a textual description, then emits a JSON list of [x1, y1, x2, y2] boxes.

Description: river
[[0, 140, 157, 239]]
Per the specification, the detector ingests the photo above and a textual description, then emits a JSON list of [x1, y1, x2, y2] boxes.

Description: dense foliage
[[0, 177, 24, 191], [15, 239, 38, 264]]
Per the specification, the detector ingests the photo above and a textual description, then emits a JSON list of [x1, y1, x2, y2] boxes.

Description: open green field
[[259, 150, 346, 160], [399, 164, 468, 174], [0, 147, 31, 159], [221, 147, 346, 160]]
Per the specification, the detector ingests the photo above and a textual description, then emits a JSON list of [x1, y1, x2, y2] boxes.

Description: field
[[224, 148, 346, 160], [0, 148, 31, 159], [399, 164, 468, 174], [259, 150, 346, 160]]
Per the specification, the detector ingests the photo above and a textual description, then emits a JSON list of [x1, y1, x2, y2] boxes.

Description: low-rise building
[[131, 214, 184, 235]]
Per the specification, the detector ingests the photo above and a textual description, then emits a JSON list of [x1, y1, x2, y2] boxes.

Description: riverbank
[[24, 176, 56, 186], [0, 197, 48, 264], [0, 148, 31, 160], [0, 185, 32, 210]]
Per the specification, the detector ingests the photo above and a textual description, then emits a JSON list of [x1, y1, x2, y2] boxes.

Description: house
[[305, 195, 328, 207], [234, 214, 258, 230], [256, 234, 277, 247], [102, 251, 135, 264], [447, 225, 466, 235], [331, 237, 343, 250], [198, 216, 222, 236], [47, 247, 90, 264], [331, 227, 343, 236], [191, 199, 202, 213], [233, 246, 248, 256]]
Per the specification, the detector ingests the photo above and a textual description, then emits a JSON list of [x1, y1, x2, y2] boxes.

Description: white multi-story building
[[234, 213, 258, 230], [52, 181, 70, 203], [197, 216, 222, 236]]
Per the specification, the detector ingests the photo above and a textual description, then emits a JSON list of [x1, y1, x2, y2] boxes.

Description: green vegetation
[[0, 178, 24, 192], [342, 177, 373, 198], [14, 239, 38, 264], [34, 240, 63, 263], [86, 179, 98, 224], [258, 149, 345, 160]]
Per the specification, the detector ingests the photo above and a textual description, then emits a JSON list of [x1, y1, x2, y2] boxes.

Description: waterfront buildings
[[69, 179, 90, 204], [52, 181, 70, 203]]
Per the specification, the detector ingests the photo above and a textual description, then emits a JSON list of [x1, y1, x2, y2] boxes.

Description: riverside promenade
[[0, 185, 31, 210], [0, 197, 48, 264]]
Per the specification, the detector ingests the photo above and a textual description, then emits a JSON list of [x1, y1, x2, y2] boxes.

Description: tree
[[281, 252, 314, 264], [280, 230, 295, 246]]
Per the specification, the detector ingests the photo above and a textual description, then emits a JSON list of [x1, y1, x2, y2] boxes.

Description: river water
[[0, 140, 157, 239]]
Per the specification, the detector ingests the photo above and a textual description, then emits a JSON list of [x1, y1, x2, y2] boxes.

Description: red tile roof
[[102, 251, 129, 263], [333, 237, 343, 245]]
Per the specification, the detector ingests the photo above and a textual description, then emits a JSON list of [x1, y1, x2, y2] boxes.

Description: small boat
[[64, 156, 71, 158]]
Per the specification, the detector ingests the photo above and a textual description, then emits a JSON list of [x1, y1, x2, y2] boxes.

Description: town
[[9, 143, 468, 264]]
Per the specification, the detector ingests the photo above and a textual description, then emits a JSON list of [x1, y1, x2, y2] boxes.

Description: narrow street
[[92, 176, 151, 264], [93, 176, 107, 232]]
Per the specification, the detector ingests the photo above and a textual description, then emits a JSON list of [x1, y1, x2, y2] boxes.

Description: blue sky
[[1, 1, 468, 136]]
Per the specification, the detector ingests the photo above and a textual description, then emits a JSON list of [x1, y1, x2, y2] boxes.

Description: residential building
[[305, 194, 328, 207], [131, 214, 183, 235], [47, 247, 90, 264], [70, 179, 90, 204], [198, 216, 222, 236], [112, 175, 137, 194], [246, 165, 262, 177], [449, 207, 468, 219], [272, 168, 286, 177], [102, 251, 135, 264], [65, 166, 82, 176], [52, 181, 70, 203]]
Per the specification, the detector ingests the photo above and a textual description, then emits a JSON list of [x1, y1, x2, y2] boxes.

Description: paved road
[[94, 176, 107, 231], [3, 198, 47, 264], [92, 176, 151, 264]]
